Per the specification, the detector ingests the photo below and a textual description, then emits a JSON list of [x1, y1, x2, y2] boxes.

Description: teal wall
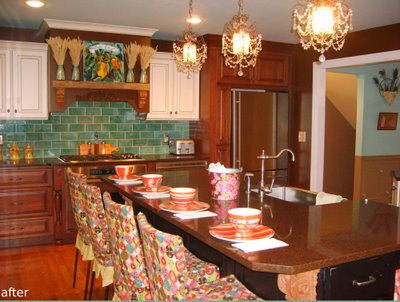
[[0, 101, 189, 158], [330, 62, 400, 156]]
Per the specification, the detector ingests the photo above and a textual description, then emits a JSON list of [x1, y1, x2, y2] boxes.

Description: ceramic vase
[[126, 68, 134, 82], [71, 64, 80, 81], [139, 68, 148, 83], [56, 64, 65, 80]]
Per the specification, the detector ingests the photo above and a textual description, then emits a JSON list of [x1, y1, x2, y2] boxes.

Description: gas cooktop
[[59, 153, 143, 163]]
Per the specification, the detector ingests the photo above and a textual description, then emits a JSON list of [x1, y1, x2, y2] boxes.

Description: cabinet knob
[[14, 109, 17, 113], [175, 111, 178, 115], [7, 109, 10, 113], [169, 111, 172, 115]]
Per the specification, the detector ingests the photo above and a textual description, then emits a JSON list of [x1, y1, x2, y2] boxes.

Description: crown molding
[[39, 19, 158, 37]]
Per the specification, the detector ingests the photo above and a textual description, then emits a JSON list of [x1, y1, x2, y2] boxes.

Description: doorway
[[310, 50, 400, 192]]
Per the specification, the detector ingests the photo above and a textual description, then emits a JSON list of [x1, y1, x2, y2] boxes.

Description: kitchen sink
[[266, 186, 317, 205]]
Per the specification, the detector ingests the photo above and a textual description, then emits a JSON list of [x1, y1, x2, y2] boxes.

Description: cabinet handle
[[352, 275, 376, 287], [10, 201, 22, 206], [9, 177, 23, 182], [10, 226, 25, 231], [54, 190, 62, 225]]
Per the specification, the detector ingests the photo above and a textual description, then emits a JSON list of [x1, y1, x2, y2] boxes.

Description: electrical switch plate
[[0, 135, 3, 145], [298, 131, 306, 143]]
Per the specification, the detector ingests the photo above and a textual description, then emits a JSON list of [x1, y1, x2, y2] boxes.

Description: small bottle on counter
[[24, 144, 33, 160], [9, 142, 20, 161]]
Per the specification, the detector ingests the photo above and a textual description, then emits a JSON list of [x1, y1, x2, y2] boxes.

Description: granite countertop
[[0, 154, 209, 167], [106, 169, 400, 275]]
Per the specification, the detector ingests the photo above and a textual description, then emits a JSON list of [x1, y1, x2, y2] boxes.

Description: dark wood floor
[[0, 243, 108, 300]]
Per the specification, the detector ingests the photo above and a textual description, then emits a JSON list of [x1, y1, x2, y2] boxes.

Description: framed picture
[[377, 112, 398, 130], [83, 41, 124, 82]]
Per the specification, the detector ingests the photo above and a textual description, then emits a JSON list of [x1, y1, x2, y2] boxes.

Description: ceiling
[[1, 0, 400, 44]]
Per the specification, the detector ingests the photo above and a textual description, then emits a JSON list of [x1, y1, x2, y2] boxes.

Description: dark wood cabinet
[[318, 252, 399, 300], [0, 166, 54, 248], [218, 51, 290, 87], [191, 35, 293, 167]]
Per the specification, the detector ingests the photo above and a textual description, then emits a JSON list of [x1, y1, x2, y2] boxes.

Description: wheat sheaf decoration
[[139, 45, 157, 70], [46, 36, 69, 65], [124, 42, 141, 70], [373, 68, 399, 105], [68, 37, 84, 66]]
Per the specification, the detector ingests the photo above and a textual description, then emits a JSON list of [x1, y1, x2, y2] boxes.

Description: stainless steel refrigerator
[[231, 89, 289, 182]]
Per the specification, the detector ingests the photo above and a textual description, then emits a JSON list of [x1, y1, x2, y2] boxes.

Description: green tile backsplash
[[0, 101, 189, 158]]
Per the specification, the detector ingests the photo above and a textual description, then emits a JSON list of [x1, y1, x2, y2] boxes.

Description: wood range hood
[[40, 19, 158, 114]]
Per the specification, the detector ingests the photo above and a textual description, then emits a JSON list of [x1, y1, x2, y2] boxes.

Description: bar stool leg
[[73, 248, 79, 288], [88, 271, 95, 300], [104, 285, 110, 300], [83, 261, 92, 300]]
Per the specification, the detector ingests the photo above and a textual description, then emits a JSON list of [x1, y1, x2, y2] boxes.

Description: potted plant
[[373, 67, 399, 105]]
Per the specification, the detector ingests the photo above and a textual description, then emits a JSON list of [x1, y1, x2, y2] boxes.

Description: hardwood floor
[[0, 244, 109, 300]]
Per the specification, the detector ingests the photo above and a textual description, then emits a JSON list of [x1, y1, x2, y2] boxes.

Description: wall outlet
[[298, 131, 306, 143]]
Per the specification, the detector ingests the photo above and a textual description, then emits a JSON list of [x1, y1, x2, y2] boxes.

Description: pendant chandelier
[[173, 0, 207, 77], [222, 0, 262, 76], [292, 0, 352, 62]]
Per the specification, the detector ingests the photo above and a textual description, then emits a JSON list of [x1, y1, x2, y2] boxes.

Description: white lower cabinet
[[0, 41, 48, 120], [147, 52, 199, 120]]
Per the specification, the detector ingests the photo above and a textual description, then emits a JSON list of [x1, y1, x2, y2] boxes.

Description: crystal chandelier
[[292, 0, 353, 62], [222, 0, 262, 76], [173, 0, 207, 77]]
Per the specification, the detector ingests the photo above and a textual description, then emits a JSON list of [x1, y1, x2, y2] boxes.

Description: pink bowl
[[142, 174, 163, 192], [228, 208, 262, 237], [170, 187, 196, 205], [115, 165, 133, 179]]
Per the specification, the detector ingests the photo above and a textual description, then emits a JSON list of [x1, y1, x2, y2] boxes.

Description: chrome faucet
[[257, 148, 295, 193]]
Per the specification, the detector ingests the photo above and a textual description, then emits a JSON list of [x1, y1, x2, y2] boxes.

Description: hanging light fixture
[[292, 0, 353, 62], [222, 0, 262, 76], [173, 0, 207, 78]]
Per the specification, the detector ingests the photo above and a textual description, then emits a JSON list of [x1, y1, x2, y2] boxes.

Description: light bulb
[[232, 31, 250, 55], [312, 6, 334, 34], [183, 42, 197, 63]]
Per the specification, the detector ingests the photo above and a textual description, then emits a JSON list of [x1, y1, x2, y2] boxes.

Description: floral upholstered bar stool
[[66, 171, 94, 300], [136, 212, 260, 300], [102, 192, 152, 300], [82, 184, 114, 300]]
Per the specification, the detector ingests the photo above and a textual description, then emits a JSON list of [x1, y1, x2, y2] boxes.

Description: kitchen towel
[[316, 192, 345, 205], [174, 211, 217, 220], [232, 238, 288, 253]]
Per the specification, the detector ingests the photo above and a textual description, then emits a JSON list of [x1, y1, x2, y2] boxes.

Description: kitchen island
[[103, 169, 400, 300]]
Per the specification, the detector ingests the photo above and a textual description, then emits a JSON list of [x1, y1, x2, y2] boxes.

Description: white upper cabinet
[[147, 52, 199, 120], [0, 41, 48, 120]]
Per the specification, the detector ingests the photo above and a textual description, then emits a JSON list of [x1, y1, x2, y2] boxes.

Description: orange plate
[[133, 185, 171, 194], [159, 201, 210, 213], [209, 224, 275, 243]]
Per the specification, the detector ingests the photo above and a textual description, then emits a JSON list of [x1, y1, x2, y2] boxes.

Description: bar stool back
[[66, 171, 93, 300], [103, 192, 153, 300], [137, 212, 260, 300]]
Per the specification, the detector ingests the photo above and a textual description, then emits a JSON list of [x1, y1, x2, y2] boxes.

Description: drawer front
[[321, 253, 398, 300], [0, 188, 53, 217], [0, 217, 54, 239], [0, 167, 52, 188]]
